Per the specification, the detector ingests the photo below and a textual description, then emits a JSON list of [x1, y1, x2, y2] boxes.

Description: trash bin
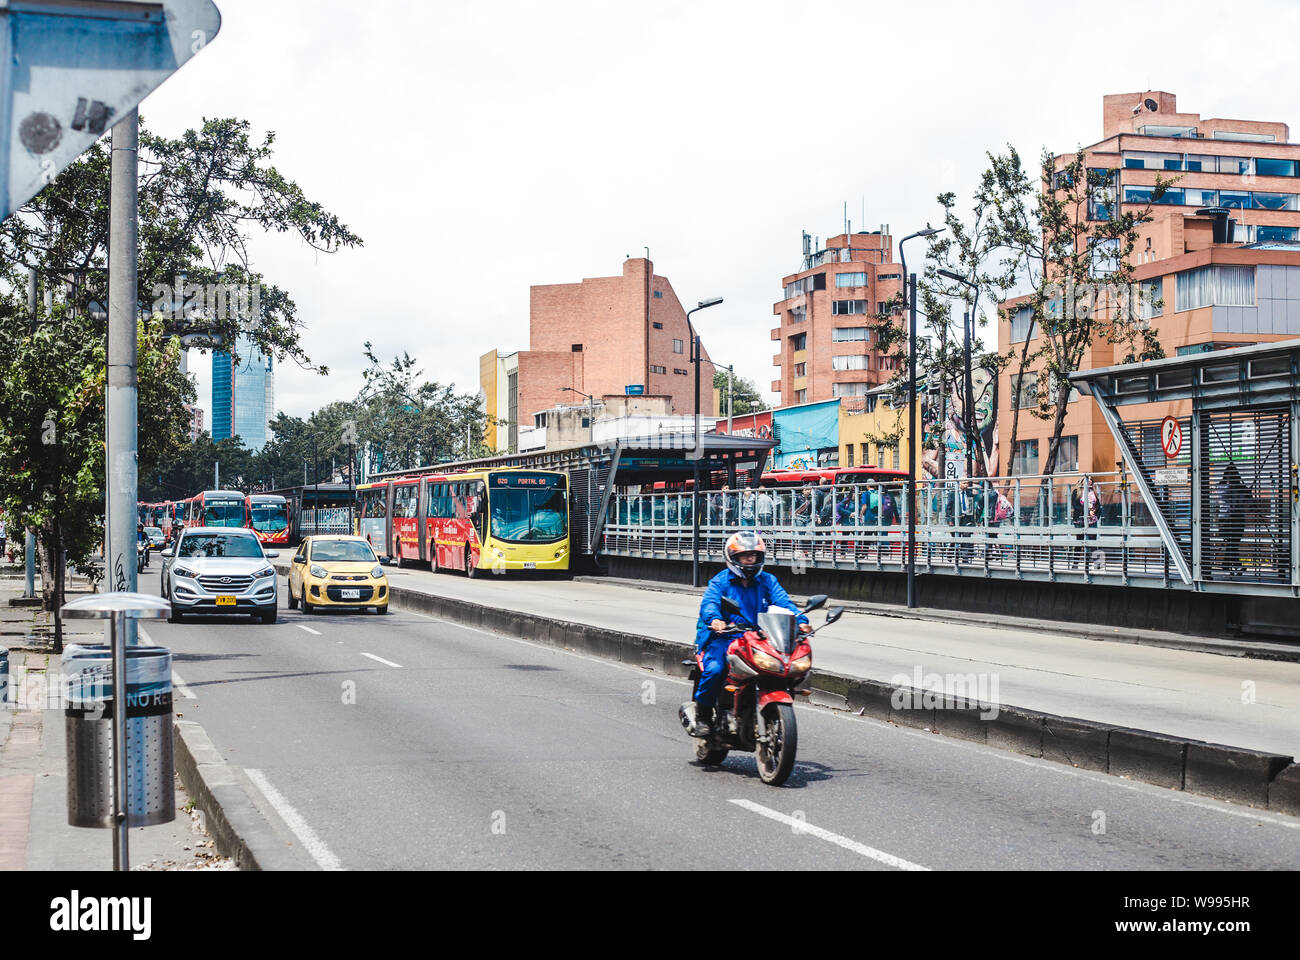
[[62, 643, 175, 827]]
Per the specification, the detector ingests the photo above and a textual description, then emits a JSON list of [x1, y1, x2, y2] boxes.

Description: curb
[[172, 719, 302, 871], [375, 575, 1300, 815], [574, 576, 1300, 663]]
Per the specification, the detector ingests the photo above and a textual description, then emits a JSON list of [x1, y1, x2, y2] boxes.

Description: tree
[[991, 147, 1170, 475], [0, 308, 193, 650], [712, 369, 768, 417]]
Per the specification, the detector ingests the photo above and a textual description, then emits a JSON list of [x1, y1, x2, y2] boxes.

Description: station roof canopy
[[1071, 338, 1300, 411]]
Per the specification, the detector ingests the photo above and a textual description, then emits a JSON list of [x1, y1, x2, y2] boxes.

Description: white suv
[[161, 526, 280, 624]]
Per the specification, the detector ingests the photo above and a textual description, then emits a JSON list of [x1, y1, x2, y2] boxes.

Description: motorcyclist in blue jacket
[[685, 529, 810, 739]]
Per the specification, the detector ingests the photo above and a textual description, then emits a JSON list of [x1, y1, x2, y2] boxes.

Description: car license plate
[[523, 562, 536, 570], [341, 589, 360, 600], [216, 596, 236, 607]]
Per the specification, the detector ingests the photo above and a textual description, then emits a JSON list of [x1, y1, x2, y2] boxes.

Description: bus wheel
[[465, 547, 478, 579]]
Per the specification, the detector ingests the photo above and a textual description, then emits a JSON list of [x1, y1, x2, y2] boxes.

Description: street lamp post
[[937, 268, 981, 480], [559, 386, 596, 443], [686, 297, 724, 588], [899, 226, 944, 610]]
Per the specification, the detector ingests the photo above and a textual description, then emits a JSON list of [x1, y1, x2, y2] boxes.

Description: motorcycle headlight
[[173, 566, 198, 579], [253, 567, 275, 579], [371, 565, 384, 579], [789, 655, 812, 674], [749, 649, 783, 673], [310, 564, 327, 579]]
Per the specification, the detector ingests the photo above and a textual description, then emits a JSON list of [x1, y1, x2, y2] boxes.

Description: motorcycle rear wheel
[[694, 741, 729, 766], [756, 703, 798, 786]]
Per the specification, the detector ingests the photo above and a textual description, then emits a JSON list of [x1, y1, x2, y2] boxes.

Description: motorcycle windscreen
[[757, 609, 797, 654]]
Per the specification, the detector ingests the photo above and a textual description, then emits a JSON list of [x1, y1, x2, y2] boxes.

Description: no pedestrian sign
[[1160, 416, 1183, 458]]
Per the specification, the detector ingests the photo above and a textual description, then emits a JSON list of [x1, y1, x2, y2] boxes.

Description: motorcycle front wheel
[[756, 703, 798, 786]]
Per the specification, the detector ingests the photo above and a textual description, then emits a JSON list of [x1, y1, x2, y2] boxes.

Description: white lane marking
[[244, 768, 343, 871], [139, 627, 155, 646], [297, 624, 322, 636], [171, 671, 196, 700], [360, 652, 402, 669], [730, 798, 929, 870], [398, 609, 1300, 830]]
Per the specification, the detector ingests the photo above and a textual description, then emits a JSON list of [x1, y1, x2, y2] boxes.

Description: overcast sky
[[139, 0, 1300, 426]]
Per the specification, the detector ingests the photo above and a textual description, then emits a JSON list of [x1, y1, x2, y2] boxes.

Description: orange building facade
[[771, 230, 905, 412], [997, 91, 1300, 477], [482, 257, 715, 453]]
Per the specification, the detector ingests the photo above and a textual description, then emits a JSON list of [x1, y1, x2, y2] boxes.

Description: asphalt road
[[143, 576, 1300, 870]]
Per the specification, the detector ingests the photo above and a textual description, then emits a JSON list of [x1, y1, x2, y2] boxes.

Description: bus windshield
[[203, 501, 246, 527], [251, 504, 289, 532], [490, 489, 568, 543]]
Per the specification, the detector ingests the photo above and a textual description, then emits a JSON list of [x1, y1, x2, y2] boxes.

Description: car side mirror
[[825, 606, 844, 625], [720, 596, 743, 618], [292, 555, 305, 564], [802, 593, 828, 613], [265, 551, 280, 559], [160, 548, 173, 558]]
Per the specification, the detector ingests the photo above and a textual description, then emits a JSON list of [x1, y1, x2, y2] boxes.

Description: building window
[[790, 333, 807, 351], [789, 306, 805, 324], [1056, 435, 1079, 473], [1009, 306, 1035, 343], [783, 274, 826, 299], [672, 339, 684, 354], [893, 446, 900, 470], [650, 364, 666, 374], [846, 445, 854, 467], [831, 326, 870, 342], [832, 382, 869, 397], [1255, 157, 1299, 177], [1012, 371, 1039, 410], [794, 389, 807, 403], [653, 290, 663, 298], [1089, 237, 1121, 278], [652, 322, 663, 329], [1012, 440, 1039, 476], [1257, 226, 1300, 243], [1176, 265, 1255, 310], [832, 355, 870, 371], [534, 412, 548, 428], [674, 368, 689, 375], [793, 362, 806, 377], [835, 272, 868, 288], [1122, 186, 1186, 206], [832, 299, 869, 315], [1140, 279, 1163, 320], [876, 272, 901, 282]]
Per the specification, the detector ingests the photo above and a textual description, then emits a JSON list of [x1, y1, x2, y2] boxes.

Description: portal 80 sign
[[0, 0, 222, 220]]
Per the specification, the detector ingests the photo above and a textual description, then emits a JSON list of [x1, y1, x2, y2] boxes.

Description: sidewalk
[[375, 565, 1300, 759], [0, 585, 232, 871]]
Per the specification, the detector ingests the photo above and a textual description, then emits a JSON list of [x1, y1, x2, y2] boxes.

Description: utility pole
[[23, 269, 37, 599], [214, 460, 219, 489], [727, 364, 734, 435], [106, 110, 140, 648]]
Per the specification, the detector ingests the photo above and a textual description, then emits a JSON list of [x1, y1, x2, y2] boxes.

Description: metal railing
[[602, 472, 1227, 589]]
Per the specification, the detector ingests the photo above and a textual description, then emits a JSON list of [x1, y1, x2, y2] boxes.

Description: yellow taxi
[[287, 535, 389, 615]]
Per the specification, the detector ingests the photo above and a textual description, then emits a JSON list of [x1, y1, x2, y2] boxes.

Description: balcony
[[770, 327, 780, 341]]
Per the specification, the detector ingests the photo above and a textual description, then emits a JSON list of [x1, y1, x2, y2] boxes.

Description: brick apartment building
[[998, 91, 1300, 476], [771, 230, 905, 412], [481, 257, 716, 453]]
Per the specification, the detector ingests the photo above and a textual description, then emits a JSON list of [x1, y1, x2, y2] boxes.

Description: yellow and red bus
[[247, 494, 291, 547], [363, 468, 569, 576]]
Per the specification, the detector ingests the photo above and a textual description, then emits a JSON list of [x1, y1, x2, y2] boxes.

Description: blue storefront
[[771, 399, 840, 470]]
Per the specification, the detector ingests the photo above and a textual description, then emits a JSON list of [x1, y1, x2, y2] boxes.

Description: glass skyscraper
[[211, 336, 274, 451]]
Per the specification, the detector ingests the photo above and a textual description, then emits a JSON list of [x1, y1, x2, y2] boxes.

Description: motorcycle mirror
[[802, 594, 828, 613], [720, 596, 743, 618], [825, 606, 845, 625]]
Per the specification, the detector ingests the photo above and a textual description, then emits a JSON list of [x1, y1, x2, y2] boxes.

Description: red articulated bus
[[247, 494, 291, 547]]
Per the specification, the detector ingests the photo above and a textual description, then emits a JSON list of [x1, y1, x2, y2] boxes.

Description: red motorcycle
[[679, 593, 843, 785]]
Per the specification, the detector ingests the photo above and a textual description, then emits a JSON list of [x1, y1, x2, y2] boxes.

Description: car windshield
[[251, 504, 289, 532], [146, 527, 163, 537], [178, 533, 263, 559], [310, 540, 376, 563]]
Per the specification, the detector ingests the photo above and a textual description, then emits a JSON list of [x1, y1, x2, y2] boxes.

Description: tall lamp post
[[899, 226, 945, 610], [937, 268, 980, 480], [687, 297, 724, 588], [559, 386, 596, 443]]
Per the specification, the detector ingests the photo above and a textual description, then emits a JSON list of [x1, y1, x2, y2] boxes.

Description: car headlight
[[310, 564, 327, 578], [371, 565, 384, 579], [789, 655, 812, 674], [253, 567, 275, 579], [173, 566, 198, 579], [749, 649, 783, 673]]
